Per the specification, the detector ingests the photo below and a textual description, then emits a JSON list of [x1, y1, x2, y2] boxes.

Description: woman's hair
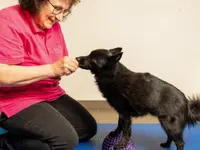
[[18, 0, 80, 16]]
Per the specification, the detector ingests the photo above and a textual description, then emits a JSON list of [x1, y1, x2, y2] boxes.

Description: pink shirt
[[0, 5, 68, 118]]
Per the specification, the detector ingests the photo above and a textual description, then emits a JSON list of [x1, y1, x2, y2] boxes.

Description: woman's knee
[[50, 94, 97, 142], [45, 118, 79, 149], [51, 130, 79, 150], [78, 112, 97, 142], [43, 124, 79, 150]]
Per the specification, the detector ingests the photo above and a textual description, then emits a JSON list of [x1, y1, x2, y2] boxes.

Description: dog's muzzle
[[75, 56, 90, 69]]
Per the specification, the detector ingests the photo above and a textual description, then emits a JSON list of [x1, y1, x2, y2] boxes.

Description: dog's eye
[[91, 58, 107, 69]]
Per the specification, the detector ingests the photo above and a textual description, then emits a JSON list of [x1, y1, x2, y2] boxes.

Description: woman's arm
[[0, 56, 79, 87], [0, 64, 54, 87]]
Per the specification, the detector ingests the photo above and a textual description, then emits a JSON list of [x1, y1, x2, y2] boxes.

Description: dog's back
[[95, 62, 188, 118]]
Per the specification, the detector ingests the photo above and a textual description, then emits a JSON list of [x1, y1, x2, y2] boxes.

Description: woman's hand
[[0, 56, 78, 87], [51, 56, 79, 77]]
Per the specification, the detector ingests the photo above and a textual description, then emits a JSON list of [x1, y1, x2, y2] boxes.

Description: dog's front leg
[[114, 115, 131, 149], [109, 115, 123, 137]]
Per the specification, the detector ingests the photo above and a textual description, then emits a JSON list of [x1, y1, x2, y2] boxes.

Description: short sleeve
[[0, 17, 24, 64]]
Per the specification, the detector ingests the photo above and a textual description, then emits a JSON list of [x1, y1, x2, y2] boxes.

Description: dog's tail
[[187, 95, 200, 126]]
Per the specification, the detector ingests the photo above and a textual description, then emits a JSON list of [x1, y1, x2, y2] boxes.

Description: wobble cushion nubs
[[102, 132, 136, 150]]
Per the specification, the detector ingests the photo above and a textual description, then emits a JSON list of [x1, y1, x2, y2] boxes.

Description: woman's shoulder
[[0, 5, 21, 18], [0, 5, 25, 28], [0, 4, 30, 35]]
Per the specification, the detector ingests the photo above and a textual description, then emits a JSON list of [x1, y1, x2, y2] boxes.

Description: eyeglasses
[[47, 0, 70, 17]]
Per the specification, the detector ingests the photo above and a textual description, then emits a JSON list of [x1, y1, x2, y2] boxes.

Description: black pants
[[0, 94, 97, 150]]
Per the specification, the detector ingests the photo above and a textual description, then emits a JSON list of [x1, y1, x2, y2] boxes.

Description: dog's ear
[[109, 52, 123, 63], [109, 47, 122, 55]]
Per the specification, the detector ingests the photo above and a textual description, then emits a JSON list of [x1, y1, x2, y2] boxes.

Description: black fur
[[76, 47, 200, 150]]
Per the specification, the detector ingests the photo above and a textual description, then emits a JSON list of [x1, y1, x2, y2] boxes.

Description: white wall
[[1, 0, 200, 101]]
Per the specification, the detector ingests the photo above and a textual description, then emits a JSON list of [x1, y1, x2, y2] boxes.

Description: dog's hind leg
[[173, 133, 184, 150], [159, 116, 185, 150], [113, 115, 131, 149]]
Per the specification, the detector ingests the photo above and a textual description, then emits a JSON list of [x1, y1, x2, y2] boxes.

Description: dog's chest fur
[[95, 77, 133, 114]]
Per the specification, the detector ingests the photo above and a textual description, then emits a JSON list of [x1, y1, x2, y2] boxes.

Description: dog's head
[[76, 47, 123, 74]]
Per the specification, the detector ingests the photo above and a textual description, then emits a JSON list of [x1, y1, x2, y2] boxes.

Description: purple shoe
[[102, 132, 136, 150]]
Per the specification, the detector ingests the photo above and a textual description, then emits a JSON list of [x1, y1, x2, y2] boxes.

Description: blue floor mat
[[0, 124, 199, 150], [76, 123, 200, 150]]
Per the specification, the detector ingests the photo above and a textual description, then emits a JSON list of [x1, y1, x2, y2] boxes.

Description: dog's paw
[[160, 142, 171, 148], [108, 131, 120, 137], [113, 142, 127, 150]]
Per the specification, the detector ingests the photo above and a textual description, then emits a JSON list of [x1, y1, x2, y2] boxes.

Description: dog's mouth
[[76, 56, 91, 70]]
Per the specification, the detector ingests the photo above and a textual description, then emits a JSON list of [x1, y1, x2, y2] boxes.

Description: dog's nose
[[75, 57, 81, 62]]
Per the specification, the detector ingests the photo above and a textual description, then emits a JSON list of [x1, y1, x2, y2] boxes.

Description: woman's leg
[[0, 102, 78, 150], [49, 94, 97, 142]]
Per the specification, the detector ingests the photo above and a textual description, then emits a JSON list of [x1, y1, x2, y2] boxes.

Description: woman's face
[[34, 0, 70, 29]]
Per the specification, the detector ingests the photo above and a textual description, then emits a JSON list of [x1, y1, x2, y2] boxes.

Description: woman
[[0, 0, 97, 149]]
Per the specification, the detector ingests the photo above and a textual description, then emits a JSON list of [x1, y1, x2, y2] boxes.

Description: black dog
[[76, 47, 200, 150]]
